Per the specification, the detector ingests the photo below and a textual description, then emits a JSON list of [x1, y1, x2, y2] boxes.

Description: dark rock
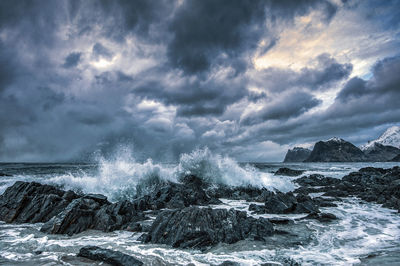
[[216, 261, 240, 266], [41, 198, 145, 235], [305, 138, 367, 162], [313, 197, 338, 207], [274, 168, 305, 177], [303, 212, 338, 222], [0, 172, 12, 177], [83, 194, 109, 204], [283, 147, 311, 162], [391, 154, 400, 162], [132, 180, 218, 211], [293, 166, 400, 212], [207, 184, 271, 202], [251, 191, 320, 214], [267, 217, 293, 225], [77, 246, 143, 266], [140, 207, 274, 248], [294, 174, 340, 187], [0, 181, 79, 224]]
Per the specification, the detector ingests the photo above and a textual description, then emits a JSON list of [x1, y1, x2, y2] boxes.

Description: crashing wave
[[48, 147, 295, 201]]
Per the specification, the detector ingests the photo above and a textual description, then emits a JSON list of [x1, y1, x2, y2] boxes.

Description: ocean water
[[1, 149, 400, 265]]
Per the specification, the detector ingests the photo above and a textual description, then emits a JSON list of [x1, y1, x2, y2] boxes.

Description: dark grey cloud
[[241, 90, 321, 125], [0, 0, 398, 162], [251, 54, 352, 92], [167, 0, 338, 74], [63, 52, 82, 68]]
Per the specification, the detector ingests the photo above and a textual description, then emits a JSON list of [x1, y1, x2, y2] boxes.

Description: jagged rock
[[294, 174, 340, 187], [0, 181, 79, 223], [207, 184, 271, 202], [295, 167, 400, 212], [77, 246, 143, 266], [132, 177, 221, 211], [41, 198, 145, 235], [283, 147, 311, 162], [250, 191, 320, 214], [305, 138, 367, 162], [274, 168, 305, 177], [140, 207, 274, 248]]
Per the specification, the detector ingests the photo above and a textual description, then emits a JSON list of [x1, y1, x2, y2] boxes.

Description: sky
[[0, 0, 400, 162]]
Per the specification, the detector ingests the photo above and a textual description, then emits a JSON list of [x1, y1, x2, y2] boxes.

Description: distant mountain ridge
[[283, 147, 311, 162], [283, 126, 400, 162], [361, 126, 400, 150]]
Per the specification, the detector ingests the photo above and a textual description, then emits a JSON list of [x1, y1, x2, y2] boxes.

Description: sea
[[1, 149, 400, 265]]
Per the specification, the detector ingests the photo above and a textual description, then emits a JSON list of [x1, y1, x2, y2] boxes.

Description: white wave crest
[[48, 147, 295, 201]]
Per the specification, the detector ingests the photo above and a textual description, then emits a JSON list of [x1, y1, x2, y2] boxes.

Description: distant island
[[284, 126, 400, 162]]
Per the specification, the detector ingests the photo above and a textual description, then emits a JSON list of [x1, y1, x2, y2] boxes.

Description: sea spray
[[48, 147, 295, 201], [48, 147, 175, 201]]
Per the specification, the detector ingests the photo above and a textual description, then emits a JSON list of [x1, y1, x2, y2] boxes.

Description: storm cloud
[[0, 0, 399, 162]]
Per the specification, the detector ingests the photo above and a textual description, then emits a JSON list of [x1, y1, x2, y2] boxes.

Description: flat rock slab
[[78, 246, 143, 266]]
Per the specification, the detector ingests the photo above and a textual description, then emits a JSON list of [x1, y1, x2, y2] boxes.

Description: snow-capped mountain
[[361, 126, 400, 150]]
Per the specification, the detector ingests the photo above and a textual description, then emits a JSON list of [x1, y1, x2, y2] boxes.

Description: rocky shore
[[0, 166, 399, 265]]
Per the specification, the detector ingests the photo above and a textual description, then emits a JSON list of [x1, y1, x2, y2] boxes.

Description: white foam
[[47, 147, 295, 201]]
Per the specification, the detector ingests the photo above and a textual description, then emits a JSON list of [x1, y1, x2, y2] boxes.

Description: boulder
[[77, 246, 143, 266], [140, 207, 274, 248]]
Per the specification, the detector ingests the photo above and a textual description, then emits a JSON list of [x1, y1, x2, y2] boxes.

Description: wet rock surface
[[77, 246, 143, 266], [132, 175, 222, 211], [249, 191, 320, 214], [40, 198, 145, 235], [0, 181, 79, 223], [140, 206, 274, 249], [295, 166, 400, 212], [294, 174, 340, 187]]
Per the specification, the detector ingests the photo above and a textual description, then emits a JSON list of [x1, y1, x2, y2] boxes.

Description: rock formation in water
[[294, 166, 400, 212], [274, 167, 305, 176], [0, 181, 79, 223], [248, 191, 320, 214], [139, 206, 274, 248], [304, 137, 367, 162], [283, 147, 311, 162]]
